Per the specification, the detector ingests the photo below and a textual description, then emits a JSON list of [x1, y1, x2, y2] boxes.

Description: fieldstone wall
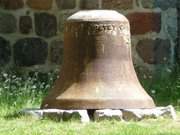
[[0, 0, 178, 79]]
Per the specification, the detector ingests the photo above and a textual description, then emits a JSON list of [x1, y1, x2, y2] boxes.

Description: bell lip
[[41, 98, 156, 110]]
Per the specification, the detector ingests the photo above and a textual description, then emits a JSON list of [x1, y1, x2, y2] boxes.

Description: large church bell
[[41, 10, 155, 109]]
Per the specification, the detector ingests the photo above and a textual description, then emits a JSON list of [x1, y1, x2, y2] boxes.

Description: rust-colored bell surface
[[41, 10, 155, 109]]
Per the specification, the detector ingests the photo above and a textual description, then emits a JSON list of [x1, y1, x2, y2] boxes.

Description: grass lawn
[[0, 71, 180, 135], [0, 107, 180, 135], [0, 98, 180, 135]]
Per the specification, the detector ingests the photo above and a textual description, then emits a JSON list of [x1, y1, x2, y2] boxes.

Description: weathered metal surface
[[41, 10, 155, 109]]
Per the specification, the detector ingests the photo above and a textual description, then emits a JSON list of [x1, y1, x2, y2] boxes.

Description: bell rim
[[41, 98, 155, 109]]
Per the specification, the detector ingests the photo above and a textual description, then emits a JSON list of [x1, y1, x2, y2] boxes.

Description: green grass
[[0, 70, 180, 135], [0, 112, 180, 135]]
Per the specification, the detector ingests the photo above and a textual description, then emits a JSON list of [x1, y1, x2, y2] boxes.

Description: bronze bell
[[41, 10, 155, 109]]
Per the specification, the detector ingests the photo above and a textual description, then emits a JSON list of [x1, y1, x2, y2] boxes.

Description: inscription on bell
[[65, 23, 128, 36]]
